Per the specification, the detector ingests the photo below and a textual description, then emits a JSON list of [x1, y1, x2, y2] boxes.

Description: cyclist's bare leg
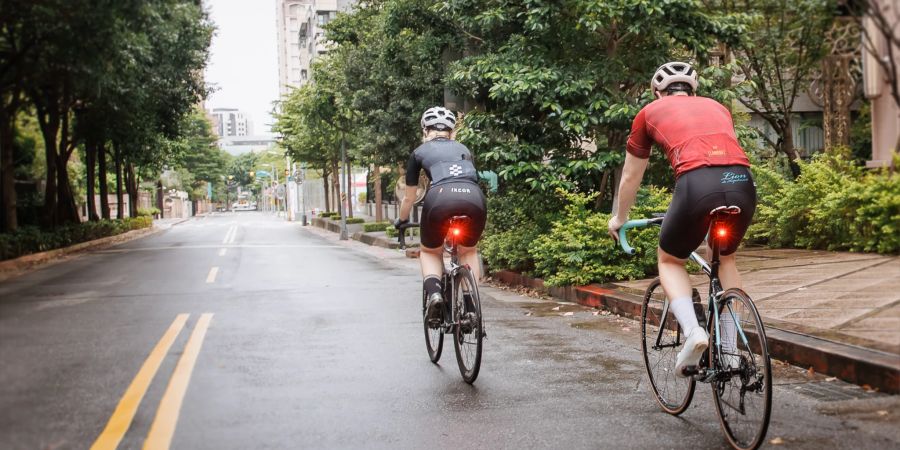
[[658, 247, 692, 301], [717, 252, 742, 290], [419, 244, 444, 279], [658, 247, 702, 335], [458, 245, 482, 281]]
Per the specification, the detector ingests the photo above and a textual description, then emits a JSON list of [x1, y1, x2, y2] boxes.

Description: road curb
[[0, 218, 189, 283], [492, 269, 900, 394], [308, 216, 421, 250]]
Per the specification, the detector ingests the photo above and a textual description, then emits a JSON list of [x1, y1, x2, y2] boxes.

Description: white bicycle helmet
[[651, 61, 699, 93], [420, 106, 456, 131]]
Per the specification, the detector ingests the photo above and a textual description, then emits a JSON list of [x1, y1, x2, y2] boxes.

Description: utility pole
[[339, 133, 349, 240], [301, 163, 308, 226]]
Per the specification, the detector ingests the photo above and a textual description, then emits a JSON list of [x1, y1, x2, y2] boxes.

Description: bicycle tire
[[640, 278, 696, 415], [423, 288, 443, 363], [453, 266, 483, 384], [711, 288, 772, 450]]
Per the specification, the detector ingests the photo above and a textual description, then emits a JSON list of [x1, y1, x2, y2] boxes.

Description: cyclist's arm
[[399, 152, 421, 221], [612, 153, 649, 223]]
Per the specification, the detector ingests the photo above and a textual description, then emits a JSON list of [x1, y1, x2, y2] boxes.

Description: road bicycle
[[619, 206, 772, 450], [398, 216, 484, 384]]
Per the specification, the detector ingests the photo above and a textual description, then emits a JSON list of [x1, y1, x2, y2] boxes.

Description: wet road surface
[[1, 212, 897, 449]]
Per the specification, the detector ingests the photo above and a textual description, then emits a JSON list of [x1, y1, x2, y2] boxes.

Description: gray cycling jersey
[[405, 137, 479, 187]]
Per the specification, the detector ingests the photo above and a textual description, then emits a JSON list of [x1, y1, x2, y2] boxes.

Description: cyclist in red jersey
[[608, 62, 757, 376]]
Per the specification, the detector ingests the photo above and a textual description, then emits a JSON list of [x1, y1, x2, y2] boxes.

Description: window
[[317, 12, 331, 27], [301, 69, 308, 80]]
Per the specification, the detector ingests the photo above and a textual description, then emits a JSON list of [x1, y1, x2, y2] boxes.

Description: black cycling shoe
[[425, 292, 444, 322]]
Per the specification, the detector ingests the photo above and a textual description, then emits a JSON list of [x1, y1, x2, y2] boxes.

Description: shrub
[[385, 225, 417, 238], [0, 217, 153, 261], [479, 190, 563, 274], [749, 153, 899, 254], [318, 212, 337, 219], [529, 189, 669, 287], [137, 207, 160, 217], [746, 164, 788, 244], [363, 222, 390, 232], [345, 217, 365, 224]]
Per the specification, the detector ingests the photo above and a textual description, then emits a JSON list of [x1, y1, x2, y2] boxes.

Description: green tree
[[708, 0, 835, 175], [439, 0, 743, 202]]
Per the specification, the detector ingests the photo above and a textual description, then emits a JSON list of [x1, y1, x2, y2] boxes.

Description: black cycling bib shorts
[[659, 165, 757, 259]]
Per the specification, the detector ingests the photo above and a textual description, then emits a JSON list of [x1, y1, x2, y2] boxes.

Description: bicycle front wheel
[[453, 266, 483, 384], [423, 288, 443, 363], [711, 288, 772, 450], [640, 278, 696, 415]]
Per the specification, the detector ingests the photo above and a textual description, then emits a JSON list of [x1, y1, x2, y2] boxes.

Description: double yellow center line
[[91, 313, 214, 450]]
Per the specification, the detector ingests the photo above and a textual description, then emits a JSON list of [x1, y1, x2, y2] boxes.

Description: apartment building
[[276, 0, 355, 97], [209, 108, 253, 138]]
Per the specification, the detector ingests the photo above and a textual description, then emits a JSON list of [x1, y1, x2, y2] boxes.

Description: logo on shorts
[[450, 187, 472, 193], [721, 172, 749, 184], [448, 164, 463, 177]]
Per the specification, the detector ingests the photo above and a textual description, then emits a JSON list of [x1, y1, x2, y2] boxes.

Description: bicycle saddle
[[709, 205, 742, 216]]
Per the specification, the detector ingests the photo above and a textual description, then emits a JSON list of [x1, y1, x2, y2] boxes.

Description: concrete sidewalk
[[614, 248, 900, 355]]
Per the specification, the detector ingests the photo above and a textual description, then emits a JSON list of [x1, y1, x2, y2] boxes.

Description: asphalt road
[[1, 212, 897, 449]]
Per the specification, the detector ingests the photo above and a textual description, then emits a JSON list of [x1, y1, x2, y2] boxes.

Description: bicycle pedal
[[680, 365, 700, 377]]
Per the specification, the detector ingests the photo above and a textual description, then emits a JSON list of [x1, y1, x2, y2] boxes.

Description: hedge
[[363, 222, 390, 232], [345, 217, 365, 224], [0, 216, 153, 261]]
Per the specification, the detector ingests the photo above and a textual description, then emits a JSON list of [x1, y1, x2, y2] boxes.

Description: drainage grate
[[787, 381, 887, 402]]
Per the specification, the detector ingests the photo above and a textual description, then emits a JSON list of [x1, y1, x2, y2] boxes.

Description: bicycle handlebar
[[618, 217, 664, 255]]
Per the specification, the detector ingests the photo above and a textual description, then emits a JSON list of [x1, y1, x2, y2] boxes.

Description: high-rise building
[[276, 0, 356, 97], [209, 108, 253, 138]]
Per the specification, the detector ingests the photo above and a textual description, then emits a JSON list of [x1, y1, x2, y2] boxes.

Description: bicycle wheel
[[640, 278, 696, 415], [423, 288, 443, 363], [711, 288, 772, 450], [453, 266, 483, 384]]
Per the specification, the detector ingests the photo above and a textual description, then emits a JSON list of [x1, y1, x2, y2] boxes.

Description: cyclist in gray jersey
[[395, 107, 487, 321]]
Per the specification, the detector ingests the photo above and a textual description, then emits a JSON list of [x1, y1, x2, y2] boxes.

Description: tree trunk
[[323, 170, 330, 212], [98, 143, 110, 219], [156, 180, 164, 218], [779, 121, 801, 178], [331, 160, 341, 217], [55, 151, 80, 224], [0, 104, 18, 232], [114, 142, 123, 219], [35, 105, 60, 227], [85, 140, 99, 221], [127, 163, 138, 218], [596, 169, 610, 211], [374, 165, 382, 222]]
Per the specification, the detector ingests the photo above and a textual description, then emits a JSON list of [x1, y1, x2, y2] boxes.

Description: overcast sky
[[204, 0, 278, 136]]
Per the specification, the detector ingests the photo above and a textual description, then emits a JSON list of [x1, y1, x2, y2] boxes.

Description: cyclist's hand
[[607, 216, 626, 242], [394, 218, 409, 228]]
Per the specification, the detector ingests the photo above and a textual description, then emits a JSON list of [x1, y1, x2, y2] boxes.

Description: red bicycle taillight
[[716, 227, 728, 239], [451, 227, 461, 237]]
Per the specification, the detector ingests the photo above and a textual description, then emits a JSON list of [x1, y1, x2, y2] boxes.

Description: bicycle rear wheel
[[423, 288, 443, 363], [640, 278, 696, 415], [711, 288, 772, 450], [453, 266, 483, 384]]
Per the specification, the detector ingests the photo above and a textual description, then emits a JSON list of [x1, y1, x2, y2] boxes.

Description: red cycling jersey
[[626, 95, 750, 178]]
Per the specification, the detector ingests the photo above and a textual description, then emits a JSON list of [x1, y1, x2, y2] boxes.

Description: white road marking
[[218, 248, 227, 256], [205, 267, 219, 284], [222, 225, 237, 244]]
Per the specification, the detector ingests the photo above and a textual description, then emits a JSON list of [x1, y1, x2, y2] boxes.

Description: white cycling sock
[[720, 308, 739, 353], [669, 296, 700, 337]]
